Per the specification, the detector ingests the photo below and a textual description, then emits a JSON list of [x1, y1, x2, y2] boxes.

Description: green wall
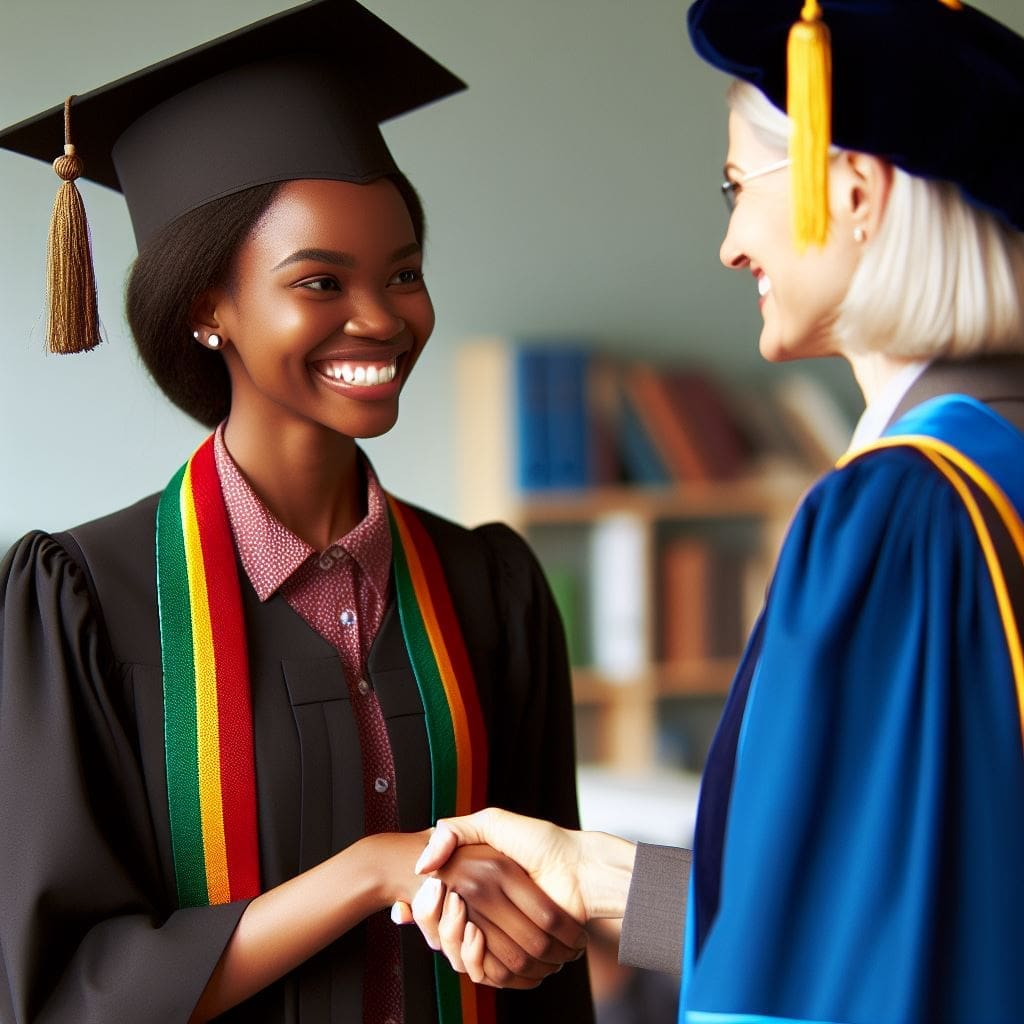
[[3, 0, 1022, 545]]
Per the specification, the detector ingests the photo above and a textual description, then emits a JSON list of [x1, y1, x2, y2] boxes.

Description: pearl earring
[[853, 227, 867, 243], [207, 334, 222, 349]]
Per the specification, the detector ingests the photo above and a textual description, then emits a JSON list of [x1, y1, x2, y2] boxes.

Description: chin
[[758, 327, 834, 364], [339, 406, 401, 440]]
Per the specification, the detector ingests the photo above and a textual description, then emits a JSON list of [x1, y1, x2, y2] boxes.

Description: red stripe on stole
[[190, 438, 262, 899], [397, 504, 490, 811]]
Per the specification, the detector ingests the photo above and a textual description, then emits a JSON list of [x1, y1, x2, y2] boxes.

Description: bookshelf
[[500, 478, 807, 773], [455, 337, 827, 775]]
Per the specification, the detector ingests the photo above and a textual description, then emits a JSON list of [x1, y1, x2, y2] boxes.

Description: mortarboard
[[687, 0, 1024, 244], [0, 0, 465, 352]]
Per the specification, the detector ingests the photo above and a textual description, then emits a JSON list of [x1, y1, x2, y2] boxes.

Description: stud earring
[[207, 334, 222, 349], [853, 227, 867, 243]]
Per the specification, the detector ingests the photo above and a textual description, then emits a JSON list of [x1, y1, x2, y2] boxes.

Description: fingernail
[[412, 877, 442, 916], [414, 833, 441, 874]]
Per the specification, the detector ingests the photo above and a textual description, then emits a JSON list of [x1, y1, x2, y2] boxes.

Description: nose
[[719, 218, 749, 271], [343, 293, 405, 341]]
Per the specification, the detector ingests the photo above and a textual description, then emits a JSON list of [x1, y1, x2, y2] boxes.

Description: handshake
[[390, 808, 637, 988]]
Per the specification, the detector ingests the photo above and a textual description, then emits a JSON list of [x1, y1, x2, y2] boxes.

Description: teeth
[[318, 358, 398, 387], [757, 275, 771, 298]]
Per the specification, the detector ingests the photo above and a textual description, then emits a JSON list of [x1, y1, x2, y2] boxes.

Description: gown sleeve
[[0, 532, 249, 1024], [684, 448, 1024, 1023]]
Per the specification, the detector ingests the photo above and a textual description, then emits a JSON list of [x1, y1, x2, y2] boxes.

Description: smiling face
[[719, 111, 863, 363], [208, 177, 434, 442]]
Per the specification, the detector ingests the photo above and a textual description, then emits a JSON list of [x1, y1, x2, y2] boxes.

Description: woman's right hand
[[403, 842, 588, 988], [394, 808, 637, 986]]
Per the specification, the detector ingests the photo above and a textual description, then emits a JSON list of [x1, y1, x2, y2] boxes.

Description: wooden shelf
[[510, 472, 808, 526], [571, 657, 739, 704], [657, 657, 739, 696]]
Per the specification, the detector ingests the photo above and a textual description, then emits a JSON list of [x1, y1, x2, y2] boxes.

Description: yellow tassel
[[787, 0, 832, 250], [46, 97, 101, 354]]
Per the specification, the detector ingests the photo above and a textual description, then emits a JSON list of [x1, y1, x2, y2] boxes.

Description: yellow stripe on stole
[[181, 467, 232, 904], [838, 436, 1024, 747], [389, 504, 475, 814]]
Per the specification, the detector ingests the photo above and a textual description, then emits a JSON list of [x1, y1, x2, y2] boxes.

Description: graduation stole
[[837, 433, 1024, 748], [156, 435, 495, 1024]]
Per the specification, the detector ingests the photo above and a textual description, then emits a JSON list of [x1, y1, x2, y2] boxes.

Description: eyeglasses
[[721, 158, 791, 213]]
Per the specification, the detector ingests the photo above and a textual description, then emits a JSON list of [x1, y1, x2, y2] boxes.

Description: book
[[455, 337, 598, 524], [772, 372, 853, 472], [514, 345, 552, 490], [624, 363, 712, 482], [589, 514, 648, 682], [545, 565, 587, 666], [617, 376, 673, 485], [660, 536, 711, 663], [665, 370, 750, 480], [587, 356, 624, 486], [545, 344, 592, 490]]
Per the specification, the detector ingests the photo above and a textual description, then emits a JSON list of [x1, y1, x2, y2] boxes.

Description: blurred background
[[3, 2, 1022, 1017]]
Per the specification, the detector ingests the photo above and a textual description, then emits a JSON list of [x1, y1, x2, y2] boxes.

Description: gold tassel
[[786, 0, 832, 250], [46, 96, 101, 354]]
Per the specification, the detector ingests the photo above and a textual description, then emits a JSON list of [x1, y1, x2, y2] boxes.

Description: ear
[[189, 287, 230, 339], [836, 151, 894, 242]]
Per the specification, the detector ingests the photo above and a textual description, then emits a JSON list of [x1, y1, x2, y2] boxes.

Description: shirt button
[[374, 776, 390, 794], [339, 609, 357, 627], [357, 678, 371, 696], [317, 552, 334, 570]]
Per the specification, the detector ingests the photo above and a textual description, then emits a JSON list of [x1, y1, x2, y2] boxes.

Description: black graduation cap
[[0, 0, 465, 247], [0, 0, 465, 352], [687, 0, 1024, 238]]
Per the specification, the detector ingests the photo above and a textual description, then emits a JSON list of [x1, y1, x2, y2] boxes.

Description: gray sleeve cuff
[[618, 842, 691, 976]]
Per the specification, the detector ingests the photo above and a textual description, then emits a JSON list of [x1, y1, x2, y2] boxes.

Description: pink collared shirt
[[214, 426, 403, 1023]]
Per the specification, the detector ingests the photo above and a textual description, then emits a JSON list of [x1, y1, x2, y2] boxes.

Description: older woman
[[403, 1, 1024, 1021]]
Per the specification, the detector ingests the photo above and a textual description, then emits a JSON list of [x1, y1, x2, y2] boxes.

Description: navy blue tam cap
[[687, 0, 1024, 232]]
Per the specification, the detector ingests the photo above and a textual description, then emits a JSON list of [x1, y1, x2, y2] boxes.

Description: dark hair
[[126, 172, 426, 427]]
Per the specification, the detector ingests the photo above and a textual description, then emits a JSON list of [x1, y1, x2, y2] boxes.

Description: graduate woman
[[402, 1, 1024, 1021], [0, 2, 594, 1022]]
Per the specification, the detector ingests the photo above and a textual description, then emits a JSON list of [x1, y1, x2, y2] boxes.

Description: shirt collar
[[847, 360, 931, 452], [213, 424, 391, 602]]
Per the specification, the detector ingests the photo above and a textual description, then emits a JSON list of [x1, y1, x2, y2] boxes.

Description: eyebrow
[[272, 242, 422, 272]]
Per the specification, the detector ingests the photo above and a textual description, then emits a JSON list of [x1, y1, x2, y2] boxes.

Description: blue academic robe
[[681, 395, 1024, 1024]]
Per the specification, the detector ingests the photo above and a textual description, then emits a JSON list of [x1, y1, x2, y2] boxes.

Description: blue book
[[514, 347, 551, 491], [545, 345, 591, 490], [618, 383, 672, 485]]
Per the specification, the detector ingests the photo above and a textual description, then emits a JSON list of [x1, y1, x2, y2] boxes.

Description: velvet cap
[[687, 0, 1024, 231], [0, 0, 465, 247]]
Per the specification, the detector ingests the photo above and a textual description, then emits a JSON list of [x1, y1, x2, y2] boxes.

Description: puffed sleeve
[[0, 533, 249, 1024], [474, 522, 596, 1024], [684, 450, 1024, 1023]]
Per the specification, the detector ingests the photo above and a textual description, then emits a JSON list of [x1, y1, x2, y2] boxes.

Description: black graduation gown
[[0, 492, 595, 1024]]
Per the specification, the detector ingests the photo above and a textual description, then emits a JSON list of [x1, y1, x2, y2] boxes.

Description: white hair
[[726, 79, 1024, 358]]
